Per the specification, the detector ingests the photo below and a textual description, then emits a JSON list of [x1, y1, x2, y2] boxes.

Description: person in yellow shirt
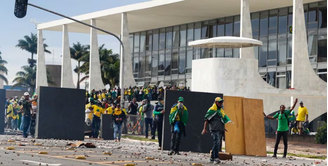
[[105, 103, 116, 115], [112, 104, 126, 142], [91, 102, 104, 138], [296, 101, 308, 135], [13, 102, 21, 131], [6, 102, 13, 129]]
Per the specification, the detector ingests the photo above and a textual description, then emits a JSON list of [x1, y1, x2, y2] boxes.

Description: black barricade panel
[[0, 89, 5, 134], [36, 86, 85, 140], [101, 114, 114, 140], [163, 90, 223, 153]]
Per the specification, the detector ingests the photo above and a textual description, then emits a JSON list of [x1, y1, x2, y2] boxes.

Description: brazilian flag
[[169, 104, 188, 125], [204, 104, 231, 124]]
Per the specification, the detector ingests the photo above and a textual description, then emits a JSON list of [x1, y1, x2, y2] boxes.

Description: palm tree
[[16, 33, 51, 67], [12, 66, 55, 94], [78, 44, 120, 88], [0, 51, 8, 85], [70, 42, 89, 89]]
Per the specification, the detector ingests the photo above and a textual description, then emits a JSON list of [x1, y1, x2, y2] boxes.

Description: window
[[133, 55, 139, 73], [146, 31, 152, 51], [288, 7, 293, 27], [152, 54, 158, 77], [225, 48, 233, 58], [187, 24, 194, 42], [134, 33, 140, 53], [159, 28, 166, 50], [172, 50, 178, 69], [260, 12, 268, 36], [164, 51, 171, 75], [251, 13, 259, 37], [234, 16, 240, 36], [140, 32, 146, 52], [267, 72, 276, 87], [225, 17, 233, 36], [287, 37, 292, 64], [166, 27, 172, 49], [173, 26, 180, 48], [217, 18, 225, 36], [194, 23, 201, 40], [201, 21, 208, 39], [186, 50, 193, 69], [319, 1, 327, 28], [217, 48, 224, 57], [153, 29, 159, 50], [318, 37, 327, 62], [210, 20, 217, 37], [233, 48, 239, 58], [286, 71, 291, 88], [318, 69, 327, 82], [308, 3, 318, 29], [308, 35, 318, 56], [278, 38, 287, 66], [259, 39, 268, 67], [158, 53, 164, 70], [254, 46, 259, 60], [145, 54, 151, 72], [180, 25, 187, 47], [129, 34, 134, 53], [269, 10, 277, 35], [201, 48, 211, 59], [139, 56, 145, 77], [278, 8, 288, 34], [268, 39, 277, 60], [179, 51, 186, 74], [277, 73, 286, 89]]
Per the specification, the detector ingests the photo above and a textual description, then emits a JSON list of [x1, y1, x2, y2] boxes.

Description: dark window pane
[[180, 25, 187, 47], [173, 26, 180, 48], [225, 17, 233, 36], [267, 72, 276, 87], [319, 73, 327, 82], [308, 3, 318, 29], [165, 51, 171, 75], [153, 30, 159, 50], [140, 32, 146, 52], [146, 31, 152, 51], [318, 38, 327, 62], [287, 37, 292, 64], [165, 28, 172, 49], [139, 56, 145, 77], [179, 51, 186, 74], [158, 53, 164, 70], [225, 48, 232, 58], [278, 38, 287, 66], [187, 24, 194, 42], [278, 8, 288, 34], [194, 23, 201, 40], [172, 50, 178, 69], [288, 7, 293, 26], [134, 33, 140, 53], [308, 35, 318, 57], [210, 20, 217, 37], [267, 60, 276, 66], [201, 21, 208, 39], [234, 16, 240, 36], [186, 50, 192, 69], [277, 76, 286, 89], [218, 18, 225, 36], [159, 28, 166, 50], [259, 39, 267, 67], [269, 10, 278, 34], [286, 71, 291, 88], [133, 55, 139, 73], [251, 13, 259, 36], [233, 48, 239, 58], [145, 54, 151, 72], [268, 39, 277, 59], [260, 12, 268, 36], [217, 48, 224, 57], [152, 54, 158, 77], [319, 2, 327, 28], [129, 34, 134, 53]]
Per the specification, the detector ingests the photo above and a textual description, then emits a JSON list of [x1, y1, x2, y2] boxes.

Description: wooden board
[[224, 96, 246, 155], [242, 98, 267, 156]]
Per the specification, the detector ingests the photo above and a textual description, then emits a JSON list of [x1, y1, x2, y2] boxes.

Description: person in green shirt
[[264, 98, 298, 158]]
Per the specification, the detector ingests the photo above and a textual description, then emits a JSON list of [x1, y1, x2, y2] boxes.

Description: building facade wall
[[129, 1, 327, 88], [46, 65, 61, 88]]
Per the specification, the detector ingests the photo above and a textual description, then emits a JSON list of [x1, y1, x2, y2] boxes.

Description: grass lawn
[[267, 151, 327, 160], [122, 135, 158, 142]]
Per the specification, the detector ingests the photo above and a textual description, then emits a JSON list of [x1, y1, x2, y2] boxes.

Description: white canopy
[[188, 36, 263, 48]]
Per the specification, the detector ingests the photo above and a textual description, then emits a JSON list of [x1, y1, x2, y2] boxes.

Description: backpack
[[279, 111, 290, 124]]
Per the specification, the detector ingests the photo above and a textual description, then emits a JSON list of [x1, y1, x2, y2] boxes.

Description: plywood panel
[[224, 96, 245, 155], [242, 98, 267, 156]]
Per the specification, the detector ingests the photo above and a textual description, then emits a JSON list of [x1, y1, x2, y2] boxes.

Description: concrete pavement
[[0, 135, 325, 166]]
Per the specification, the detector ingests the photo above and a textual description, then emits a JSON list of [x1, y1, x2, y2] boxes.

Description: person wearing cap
[[168, 97, 188, 155], [91, 101, 104, 138], [18, 92, 38, 138], [295, 101, 308, 135], [142, 99, 154, 139], [201, 97, 231, 164], [152, 95, 165, 150], [112, 104, 126, 142], [264, 98, 298, 158]]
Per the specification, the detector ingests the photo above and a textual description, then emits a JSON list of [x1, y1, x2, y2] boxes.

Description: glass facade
[[130, 1, 327, 88]]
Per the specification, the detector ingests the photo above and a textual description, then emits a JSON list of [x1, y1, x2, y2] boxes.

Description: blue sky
[[0, 0, 148, 86]]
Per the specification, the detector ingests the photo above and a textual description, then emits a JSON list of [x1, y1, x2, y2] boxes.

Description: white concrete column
[[36, 30, 48, 93], [61, 25, 75, 88], [240, 0, 254, 59], [121, 13, 136, 88], [0, 74, 3, 89], [88, 19, 104, 92], [291, 0, 327, 90]]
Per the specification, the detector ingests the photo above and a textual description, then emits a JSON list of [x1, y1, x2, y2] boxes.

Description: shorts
[[296, 121, 303, 129]]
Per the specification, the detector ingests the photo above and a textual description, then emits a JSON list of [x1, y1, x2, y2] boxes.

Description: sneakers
[[272, 155, 277, 158], [168, 151, 174, 155], [210, 158, 220, 164], [174, 152, 181, 155]]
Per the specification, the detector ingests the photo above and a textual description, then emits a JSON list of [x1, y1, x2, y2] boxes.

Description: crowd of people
[[5, 92, 38, 138]]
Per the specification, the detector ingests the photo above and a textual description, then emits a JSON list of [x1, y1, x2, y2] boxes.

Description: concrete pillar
[[0, 74, 3, 89], [36, 30, 48, 93], [291, 0, 327, 90], [61, 25, 75, 88], [240, 0, 254, 59], [88, 19, 104, 92], [120, 13, 136, 88]]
